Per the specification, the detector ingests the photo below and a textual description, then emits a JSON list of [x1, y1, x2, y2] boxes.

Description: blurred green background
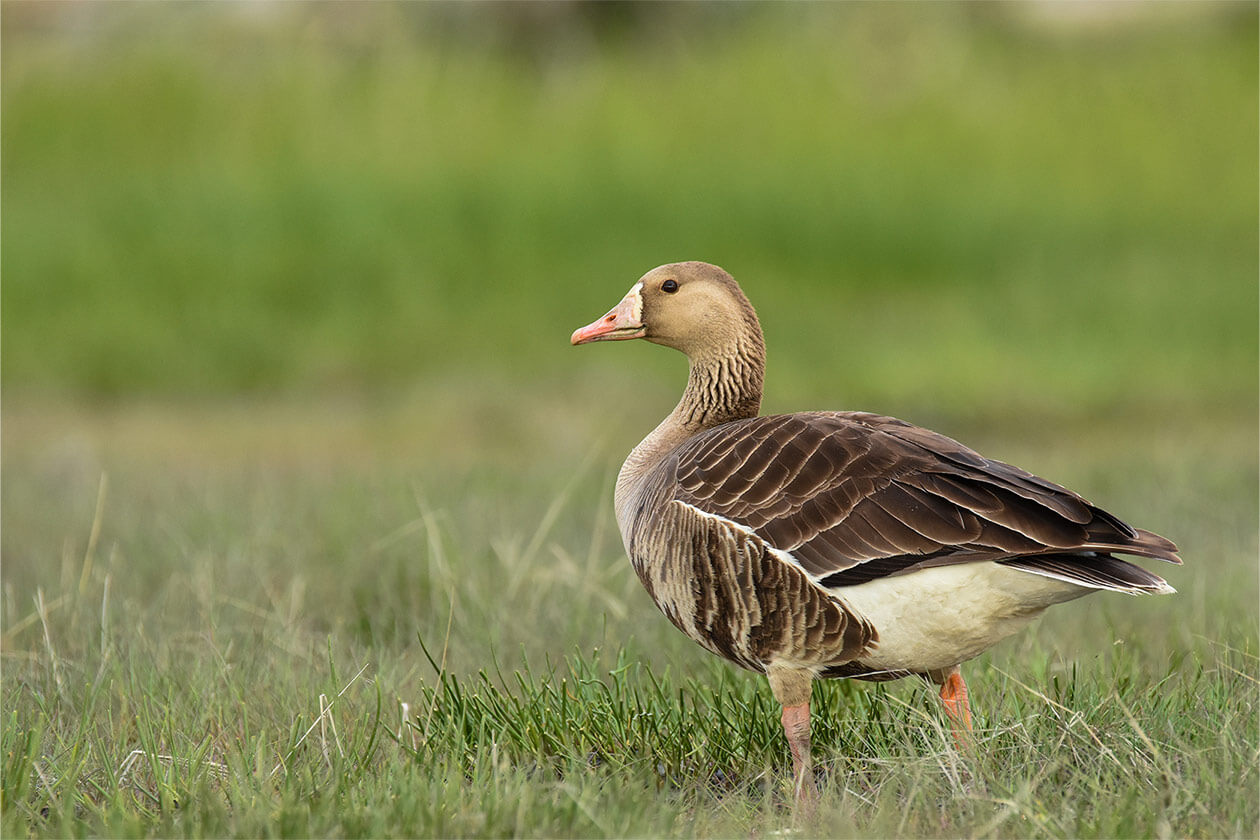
[[4, 1, 1255, 421]]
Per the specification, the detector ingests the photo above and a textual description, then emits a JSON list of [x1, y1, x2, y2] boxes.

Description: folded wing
[[669, 411, 1180, 593]]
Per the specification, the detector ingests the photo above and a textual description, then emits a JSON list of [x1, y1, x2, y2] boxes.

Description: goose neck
[[675, 342, 764, 432]]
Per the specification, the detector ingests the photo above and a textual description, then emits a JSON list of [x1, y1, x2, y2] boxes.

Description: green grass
[[2, 400, 1256, 837], [2, 4, 1258, 838]]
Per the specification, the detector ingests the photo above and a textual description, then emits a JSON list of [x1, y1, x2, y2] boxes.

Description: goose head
[[570, 261, 763, 360]]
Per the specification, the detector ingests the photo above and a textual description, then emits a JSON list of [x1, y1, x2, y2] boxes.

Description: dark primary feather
[[999, 554, 1173, 593], [668, 411, 1180, 590]]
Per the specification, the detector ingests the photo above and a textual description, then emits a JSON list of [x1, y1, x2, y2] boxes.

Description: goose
[[570, 261, 1180, 802]]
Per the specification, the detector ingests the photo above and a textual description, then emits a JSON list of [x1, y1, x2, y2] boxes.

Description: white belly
[[832, 562, 1090, 675]]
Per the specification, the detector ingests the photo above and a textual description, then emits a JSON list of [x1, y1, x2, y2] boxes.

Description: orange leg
[[938, 666, 973, 744], [780, 701, 818, 808]]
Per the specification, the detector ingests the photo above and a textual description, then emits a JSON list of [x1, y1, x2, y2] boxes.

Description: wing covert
[[668, 411, 1174, 583]]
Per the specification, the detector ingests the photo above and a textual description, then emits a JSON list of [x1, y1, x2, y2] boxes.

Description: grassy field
[[3, 4, 1258, 838]]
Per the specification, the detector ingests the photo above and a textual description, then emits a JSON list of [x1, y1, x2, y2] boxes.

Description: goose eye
[[661, 279, 679, 293]]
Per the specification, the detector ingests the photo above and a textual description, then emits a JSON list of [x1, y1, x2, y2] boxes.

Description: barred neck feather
[[676, 337, 765, 431]]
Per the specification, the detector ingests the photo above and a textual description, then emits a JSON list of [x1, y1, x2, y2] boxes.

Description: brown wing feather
[[669, 411, 1181, 586]]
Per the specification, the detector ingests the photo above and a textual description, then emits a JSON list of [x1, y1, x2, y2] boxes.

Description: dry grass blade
[[34, 589, 66, 700], [116, 749, 230, 786], [269, 662, 370, 779], [78, 472, 108, 597]]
